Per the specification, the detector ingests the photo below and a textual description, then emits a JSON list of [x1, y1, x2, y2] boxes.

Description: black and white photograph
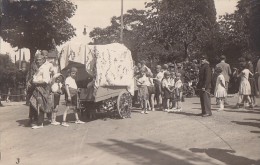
[[0, 0, 260, 164]]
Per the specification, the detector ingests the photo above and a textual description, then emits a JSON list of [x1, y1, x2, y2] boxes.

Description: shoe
[[61, 122, 69, 127], [164, 109, 169, 112], [75, 120, 85, 124], [235, 104, 240, 109], [145, 111, 149, 114], [176, 108, 182, 112], [140, 111, 145, 114], [249, 105, 254, 109], [217, 109, 223, 112], [151, 108, 155, 111], [32, 125, 43, 129], [51, 121, 60, 125], [202, 114, 212, 117]]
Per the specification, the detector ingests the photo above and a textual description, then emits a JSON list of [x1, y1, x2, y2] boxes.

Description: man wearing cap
[[197, 55, 212, 117], [216, 55, 231, 105], [27, 53, 53, 129]]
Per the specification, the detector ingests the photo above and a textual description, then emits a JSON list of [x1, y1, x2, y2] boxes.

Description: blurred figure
[[216, 55, 231, 105]]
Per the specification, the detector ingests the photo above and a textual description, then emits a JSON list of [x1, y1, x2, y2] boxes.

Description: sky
[[0, 0, 239, 62]]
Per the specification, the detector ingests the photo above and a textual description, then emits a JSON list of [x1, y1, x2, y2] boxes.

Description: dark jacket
[[197, 62, 212, 90]]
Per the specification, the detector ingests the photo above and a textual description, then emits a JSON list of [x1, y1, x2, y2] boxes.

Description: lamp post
[[120, 0, 124, 43], [83, 25, 87, 65]]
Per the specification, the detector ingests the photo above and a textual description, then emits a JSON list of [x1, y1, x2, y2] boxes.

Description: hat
[[164, 71, 170, 77], [162, 64, 168, 69], [48, 50, 57, 58]]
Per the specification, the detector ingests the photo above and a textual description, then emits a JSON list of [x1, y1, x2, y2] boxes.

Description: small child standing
[[174, 73, 183, 111], [161, 71, 173, 112], [137, 68, 149, 114], [50, 73, 64, 125], [62, 67, 85, 127], [214, 67, 227, 111]]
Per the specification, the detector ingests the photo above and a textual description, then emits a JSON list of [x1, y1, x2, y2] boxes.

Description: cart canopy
[[60, 43, 134, 95]]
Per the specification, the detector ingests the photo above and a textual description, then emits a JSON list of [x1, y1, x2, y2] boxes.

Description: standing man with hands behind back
[[197, 55, 212, 117]]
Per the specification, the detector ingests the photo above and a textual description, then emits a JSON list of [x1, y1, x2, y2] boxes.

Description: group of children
[[47, 67, 84, 128], [135, 62, 184, 114]]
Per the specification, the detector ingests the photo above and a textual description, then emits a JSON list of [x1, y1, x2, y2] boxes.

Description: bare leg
[[150, 94, 155, 111]]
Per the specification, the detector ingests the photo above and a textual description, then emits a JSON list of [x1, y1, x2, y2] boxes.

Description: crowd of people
[[27, 51, 84, 129], [134, 54, 260, 117], [10, 50, 260, 129]]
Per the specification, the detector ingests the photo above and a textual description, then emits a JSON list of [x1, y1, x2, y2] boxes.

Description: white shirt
[[32, 63, 51, 84], [42, 61, 56, 78], [137, 75, 149, 86], [156, 71, 164, 81], [175, 79, 183, 89], [65, 76, 77, 89], [51, 82, 62, 93]]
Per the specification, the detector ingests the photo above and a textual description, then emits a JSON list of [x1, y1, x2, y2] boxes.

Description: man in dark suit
[[197, 55, 212, 117]]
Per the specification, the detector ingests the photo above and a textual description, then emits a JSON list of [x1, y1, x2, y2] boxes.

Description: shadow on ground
[[90, 138, 224, 165], [190, 148, 260, 165]]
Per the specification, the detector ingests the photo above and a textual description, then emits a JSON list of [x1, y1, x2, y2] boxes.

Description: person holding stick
[[197, 55, 212, 117]]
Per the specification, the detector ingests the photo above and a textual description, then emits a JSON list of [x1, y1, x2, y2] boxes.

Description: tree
[[217, 0, 260, 65], [1, 0, 77, 64], [0, 54, 17, 94], [145, 0, 217, 61]]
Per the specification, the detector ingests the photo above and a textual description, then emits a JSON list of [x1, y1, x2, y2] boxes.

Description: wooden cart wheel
[[117, 91, 132, 118]]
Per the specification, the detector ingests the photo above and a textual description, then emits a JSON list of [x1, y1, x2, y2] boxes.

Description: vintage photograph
[[0, 0, 260, 164]]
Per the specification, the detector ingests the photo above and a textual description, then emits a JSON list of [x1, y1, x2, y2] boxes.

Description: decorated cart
[[60, 43, 135, 119]]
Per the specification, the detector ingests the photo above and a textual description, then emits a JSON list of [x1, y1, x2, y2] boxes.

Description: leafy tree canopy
[[1, 0, 77, 62]]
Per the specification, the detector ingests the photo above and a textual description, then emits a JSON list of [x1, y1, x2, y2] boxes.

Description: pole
[[120, 0, 123, 43]]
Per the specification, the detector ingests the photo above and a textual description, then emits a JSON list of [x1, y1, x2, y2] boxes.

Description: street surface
[[0, 96, 260, 165]]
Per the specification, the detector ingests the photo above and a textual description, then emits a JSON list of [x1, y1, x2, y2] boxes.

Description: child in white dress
[[214, 67, 227, 111], [234, 62, 253, 108]]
